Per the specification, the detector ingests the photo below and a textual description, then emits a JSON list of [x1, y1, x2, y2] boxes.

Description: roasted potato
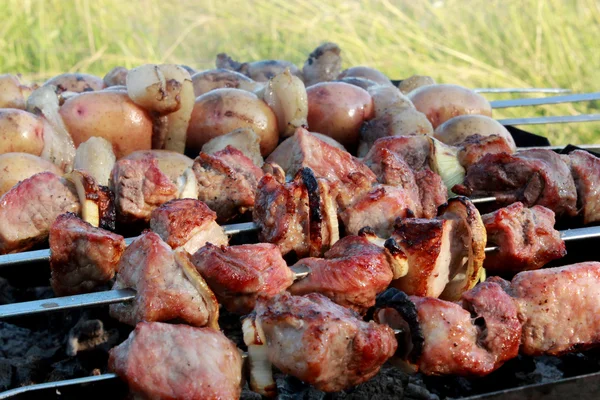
[[191, 69, 262, 97], [368, 85, 414, 117], [103, 66, 128, 87], [306, 82, 374, 150], [124, 150, 193, 183], [338, 66, 392, 86], [398, 75, 436, 94], [187, 88, 278, 156], [0, 74, 36, 109], [408, 84, 492, 129], [0, 152, 62, 197], [434, 114, 516, 151], [59, 91, 153, 158], [44, 73, 105, 94], [0, 109, 45, 156]]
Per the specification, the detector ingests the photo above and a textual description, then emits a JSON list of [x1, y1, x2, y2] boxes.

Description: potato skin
[[191, 69, 260, 97], [434, 114, 516, 150], [0, 74, 28, 109], [44, 73, 105, 94], [338, 66, 392, 86], [186, 88, 278, 156], [124, 150, 193, 182], [0, 109, 45, 156], [306, 82, 374, 150], [59, 91, 153, 158], [408, 84, 492, 129], [0, 152, 62, 197]]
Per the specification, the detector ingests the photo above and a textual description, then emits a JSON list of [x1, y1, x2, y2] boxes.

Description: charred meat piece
[[0, 172, 80, 254], [457, 134, 516, 168], [483, 202, 565, 274], [565, 150, 600, 224], [255, 292, 397, 392], [109, 322, 243, 400], [110, 157, 178, 223], [340, 185, 419, 237], [150, 199, 228, 254], [267, 128, 376, 209], [109, 232, 219, 328], [193, 145, 263, 222], [50, 213, 125, 296], [253, 167, 339, 257], [363, 147, 421, 201], [191, 243, 294, 314], [288, 235, 395, 313], [454, 149, 578, 217]]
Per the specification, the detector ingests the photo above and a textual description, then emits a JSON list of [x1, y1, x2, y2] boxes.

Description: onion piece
[[242, 315, 276, 398], [74, 137, 116, 186], [428, 137, 465, 196], [264, 69, 308, 137], [176, 167, 198, 199], [65, 170, 101, 227]]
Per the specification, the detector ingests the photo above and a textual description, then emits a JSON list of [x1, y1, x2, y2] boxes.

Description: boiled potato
[[0, 74, 35, 109], [338, 66, 392, 86], [103, 66, 128, 87], [306, 81, 374, 150], [59, 91, 153, 158], [187, 88, 278, 156], [124, 150, 193, 182], [368, 85, 414, 117], [408, 84, 492, 129], [44, 73, 105, 94], [0, 109, 45, 156], [398, 75, 436, 94], [434, 114, 516, 151], [0, 153, 62, 197], [191, 69, 263, 97]]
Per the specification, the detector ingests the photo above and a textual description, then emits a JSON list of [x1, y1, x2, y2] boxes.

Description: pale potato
[[44, 73, 105, 94], [408, 84, 492, 129], [0, 152, 62, 197], [434, 114, 516, 151], [187, 88, 278, 156], [338, 66, 392, 86], [0, 109, 45, 156], [103, 66, 128, 87], [59, 91, 153, 158], [398, 75, 436, 94], [191, 69, 262, 97], [124, 150, 193, 182], [0, 74, 35, 109]]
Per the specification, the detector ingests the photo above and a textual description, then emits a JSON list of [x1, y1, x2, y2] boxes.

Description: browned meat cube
[[363, 135, 431, 172], [150, 199, 228, 254], [454, 149, 578, 217], [457, 134, 515, 168], [191, 243, 294, 314], [193, 145, 263, 222], [0, 172, 80, 254], [109, 322, 243, 400], [255, 292, 397, 392], [50, 213, 125, 296], [414, 168, 447, 219], [110, 157, 178, 223], [109, 232, 219, 328], [288, 235, 395, 313], [482, 202, 566, 274], [566, 150, 600, 224]]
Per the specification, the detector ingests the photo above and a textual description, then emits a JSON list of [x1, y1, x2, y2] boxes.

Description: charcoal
[[0, 359, 12, 391], [515, 356, 563, 385], [66, 318, 119, 356]]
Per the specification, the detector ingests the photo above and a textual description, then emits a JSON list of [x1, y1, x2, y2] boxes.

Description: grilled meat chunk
[[50, 213, 125, 296], [110, 157, 178, 223], [193, 145, 263, 222], [0, 172, 80, 254], [565, 150, 600, 224], [364, 135, 431, 172], [454, 149, 578, 217], [289, 235, 395, 313], [457, 134, 515, 168], [255, 292, 397, 392], [150, 199, 228, 254], [109, 232, 219, 328], [191, 243, 294, 314], [109, 322, 242, 400], [415, 168, 447, 219], [483, 202, 565, 274]]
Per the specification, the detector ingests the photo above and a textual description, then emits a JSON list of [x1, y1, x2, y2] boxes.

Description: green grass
[[2, 0, 599, 144]]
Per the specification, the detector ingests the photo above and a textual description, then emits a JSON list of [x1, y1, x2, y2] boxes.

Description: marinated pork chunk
[[266, 127, 376, 209], [415, 169, 447, 219], [457, 134, 516, 168], [193, 145, 263, 222], [150, 199, 228, 254], [483, 202, 565, 274], [191, 243, 295, 314], [110, 157, 178, 223], [49, 213, 125, 296], [253, 167, 339, 257], [566, 150, 600, 224], [255, 292, 397, 392], [0, 172, 80, 254], [109, 322, 243, 400], [110, 232, 219, 328], [289, 235, 395, 313], [494, 262, 600, 356], [364, 135, 431, 172], [340, 185, 419, 237], [454, 149, 578, 217]]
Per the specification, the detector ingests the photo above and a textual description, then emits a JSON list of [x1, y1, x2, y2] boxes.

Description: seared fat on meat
[[565, 150, 600, 224], [288, 235, 395, 313], [483, 202, 565, 274], [255, 292, 397, 392], [109, 322, 242, 400], [456, 134, 516, 168], [0, 172, 80, 254], [50, 213, 125, 296], [149, 199, 228, 254], [191, 242, 295, 314], [109, 231, 219, 328], [193, 145, 263, 223]]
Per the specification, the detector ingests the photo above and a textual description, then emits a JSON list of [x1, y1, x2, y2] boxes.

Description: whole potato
[[434, 114, 516, 151], [0, 109, 45, 156], [408, 84, 492, 129], [0, 74, 35, 109], [398, 75, 436, 94], [124, 150, 193, 182], [103, 66, 128, 87], [187, 88, 278, 156], [338, 66, 392, 86], [191, 69, 262, 97], [0, 153, 62, 197], [44, 73, 105, 94], [59, 91, 153, 158], [306, 82, 374, 150]]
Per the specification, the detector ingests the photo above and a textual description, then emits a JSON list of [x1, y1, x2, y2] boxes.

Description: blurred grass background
[[1, 0, 598, 144]]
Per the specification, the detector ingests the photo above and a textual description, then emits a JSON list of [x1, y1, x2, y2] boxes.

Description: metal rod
[[0, 373, 120, 399], [474, 88, 571, 94], [499, 114, 600, 126], [491, 92, 600, 109]]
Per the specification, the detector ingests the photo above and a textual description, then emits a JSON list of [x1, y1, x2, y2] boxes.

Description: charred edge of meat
[[372, 288, 424, 363], [383, 237, 403, 257], [300, 168, 323, 254], [262, 162, 286, 184], [358, 226, 377, 237], [98, 185, 116, 231], [438, 196, 474, 221]]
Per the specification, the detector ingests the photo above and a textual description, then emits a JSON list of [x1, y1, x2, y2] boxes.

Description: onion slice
[[65, 170, 101, 227], [242, 315, 276, 397]]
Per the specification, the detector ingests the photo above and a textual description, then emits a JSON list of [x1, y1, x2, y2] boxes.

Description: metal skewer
[[491, 92, 600, 109], [474, 88, 571, 94]]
